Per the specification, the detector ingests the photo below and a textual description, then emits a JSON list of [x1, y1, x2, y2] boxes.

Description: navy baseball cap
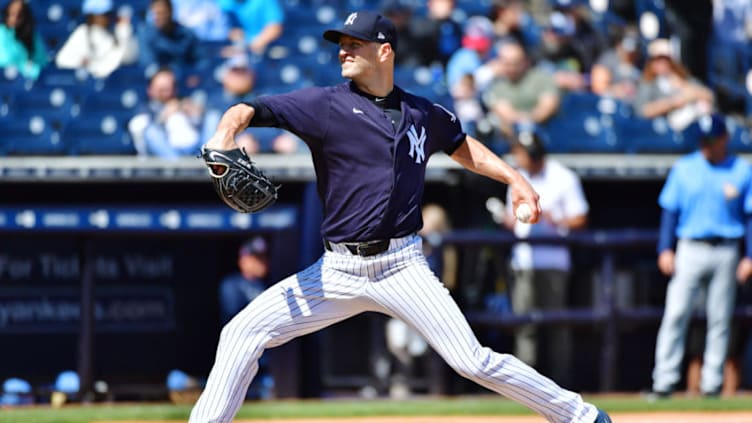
[[689, 114, 728, 144], [550, 0, 583, 9], [239, 236, 268, 257], [323, 10, 398, 51]]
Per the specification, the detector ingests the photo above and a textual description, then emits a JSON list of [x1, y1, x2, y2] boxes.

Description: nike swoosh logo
[[352, 107, 364, 114]]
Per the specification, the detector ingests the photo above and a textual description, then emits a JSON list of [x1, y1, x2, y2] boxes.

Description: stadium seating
[[0, 0, 747, 157], [617, 117, 689, 154], [80, 87, 143, 117], [62, 112, 136, 155], [542, 94, 624, 153], [726, 117, 752, 153], [2, 115, 66, 156], [9, 86, 79, 131]]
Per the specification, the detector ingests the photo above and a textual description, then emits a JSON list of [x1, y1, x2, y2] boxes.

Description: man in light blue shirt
[[652, 113, 752, 397], [219, 0, 284, 55]]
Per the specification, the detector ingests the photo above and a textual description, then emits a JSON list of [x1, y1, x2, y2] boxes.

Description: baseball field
[[1, 394, 751, 423]]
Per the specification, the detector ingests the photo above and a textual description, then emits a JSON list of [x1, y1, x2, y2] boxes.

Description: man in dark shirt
[[189, 10, 612, 423], [138, 0, 206, 76]]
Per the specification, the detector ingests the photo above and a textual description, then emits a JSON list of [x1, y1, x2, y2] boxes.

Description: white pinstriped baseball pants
[[189, 235, 598, 423]]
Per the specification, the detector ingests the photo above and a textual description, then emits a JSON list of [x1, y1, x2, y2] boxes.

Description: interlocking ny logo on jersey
[[407, 124, 426, 164], [345, 12, 357, 26]]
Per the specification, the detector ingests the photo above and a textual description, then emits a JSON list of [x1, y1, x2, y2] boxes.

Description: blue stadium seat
[[726, 118, 752, 153], [36, 67, 100, 101], [633, 0, 668, 40], [542, 93, 624, 153], [80, 87, 144, 116], [10, 87, 79, 130], [254, 59, 313, 94], [309, 53, 343, 86], [0, 68, 34, 94], [63, 113, 136, 155], [707, 39, 750, 115], [0, 91, 12, 120], [394, 65, 447, 102], [543, 114, 622, 153], [618, 117, 688, 154], [102, 65, 149, 90], [2, 115, 66, 156]]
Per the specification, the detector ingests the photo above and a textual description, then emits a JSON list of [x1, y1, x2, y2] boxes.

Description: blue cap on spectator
[[239, 236, 268, 257], [55, 370, 80, 394], [82, 0, 113, 15], [689, 114, 728, 144], [548, 11, 576, 36], [323, 10, 398, 51], [551, 0, 583, 9]]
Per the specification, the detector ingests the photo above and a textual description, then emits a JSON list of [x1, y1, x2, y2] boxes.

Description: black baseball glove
[[200, 146, 278, 213]]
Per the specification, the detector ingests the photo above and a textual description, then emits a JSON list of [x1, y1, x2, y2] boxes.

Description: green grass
[[0, 395, 751, 423]]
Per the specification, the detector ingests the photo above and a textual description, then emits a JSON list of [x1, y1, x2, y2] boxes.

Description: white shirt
[[55, 22, 137, 78], [506, 159, 589, 271]]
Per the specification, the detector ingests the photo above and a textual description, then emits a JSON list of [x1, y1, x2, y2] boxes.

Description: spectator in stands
[[381, 0, 422, 67], [446, 16, 495, 138], [446, 16, 495, 93], [501, 129, 589, 388], [127, 67, 201, 158], [201, 53, 300, 154], [173, 0, 230, 42], [0, 0, 47, 80], [590, 25, 641, 103], [652, 113, 752, 398], [634, 39, 715, 132], [218, 236, 274, 400], [138, 0, 205, 74], [482, 41, 560, 140], [547, 0, 606, 72], [707, 0, 752, 115], [663, 0, 713, 83], [219, 236, 270, 325], [219, 0, 283, 57], [55, 0, 138, 79], [409, 0, 463, 67], [537, 11, 588, 92], [711, 0, 752, 47], [488, 0, 541, 52]]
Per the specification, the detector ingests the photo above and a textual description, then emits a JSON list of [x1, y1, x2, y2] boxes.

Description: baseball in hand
[[515, 203, 533, 223]]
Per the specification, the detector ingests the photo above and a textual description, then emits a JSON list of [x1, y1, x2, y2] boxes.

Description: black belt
[[689, 237, 740, 246], [323, 239, 390, 257]]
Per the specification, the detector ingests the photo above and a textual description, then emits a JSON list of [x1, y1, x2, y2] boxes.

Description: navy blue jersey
[[251, 82, 465, 242]]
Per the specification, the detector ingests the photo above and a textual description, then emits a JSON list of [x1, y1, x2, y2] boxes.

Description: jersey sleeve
[[253, 87, 329, 146], [743, 161, 752, 214], [658, 165, 681, 212], [428, 103, 466, 155]]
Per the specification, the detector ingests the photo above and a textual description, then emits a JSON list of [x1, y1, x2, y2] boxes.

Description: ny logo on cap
[[345, 12, 357, 26]]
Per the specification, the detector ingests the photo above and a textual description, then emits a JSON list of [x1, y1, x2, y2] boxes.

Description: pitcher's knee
[[218, 315, 264, 350], [448, 346, 499, 381]]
